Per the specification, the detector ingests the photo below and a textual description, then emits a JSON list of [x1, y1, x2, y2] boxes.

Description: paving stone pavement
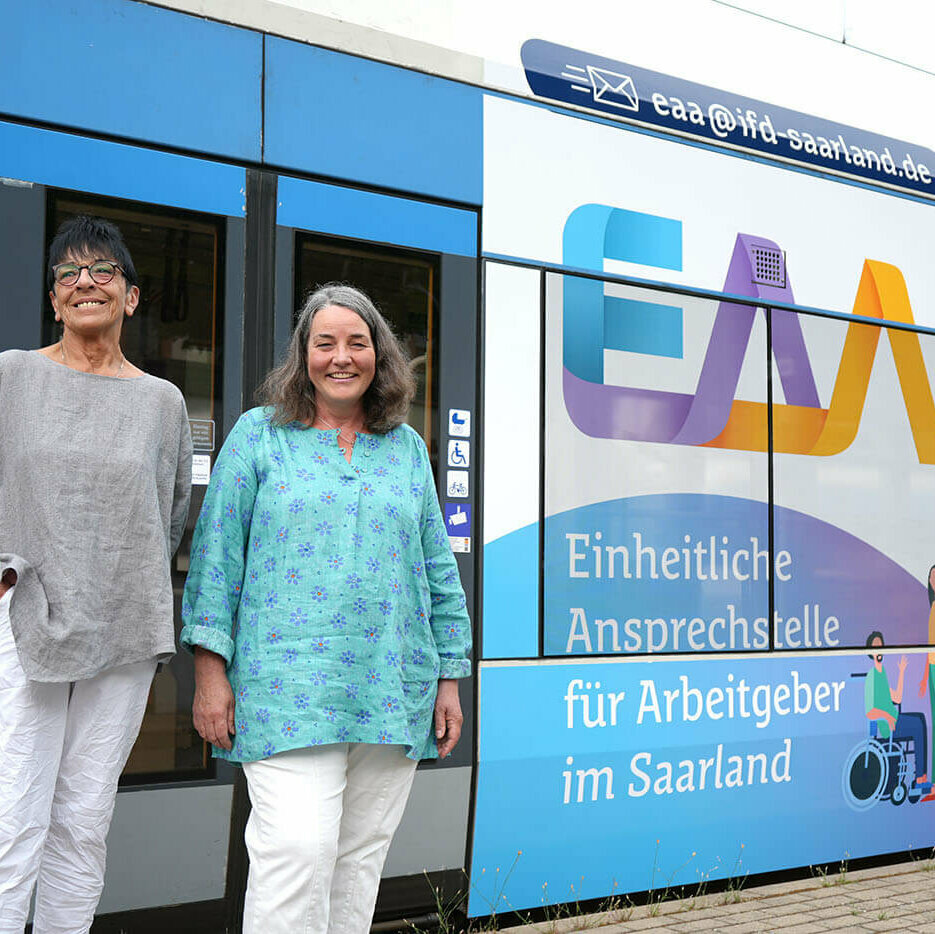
[[498, 860, 935, 933]]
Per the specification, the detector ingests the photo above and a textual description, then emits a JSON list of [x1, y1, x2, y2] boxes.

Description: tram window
[[47, 193, 225, 783], [294, 235, 439, 461]]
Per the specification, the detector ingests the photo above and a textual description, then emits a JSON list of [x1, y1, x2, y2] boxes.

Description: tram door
[[224, 174, 479, 921]]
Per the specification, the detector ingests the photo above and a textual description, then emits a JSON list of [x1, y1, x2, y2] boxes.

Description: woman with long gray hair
[[180, 283, 471, 933]]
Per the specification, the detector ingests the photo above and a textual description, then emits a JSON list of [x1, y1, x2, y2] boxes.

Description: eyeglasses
[[52, 260, 124, 286]]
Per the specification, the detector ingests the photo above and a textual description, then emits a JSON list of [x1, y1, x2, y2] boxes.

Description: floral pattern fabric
[[180, 408, 471, 763]]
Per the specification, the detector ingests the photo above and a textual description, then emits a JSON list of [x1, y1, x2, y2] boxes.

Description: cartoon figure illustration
[[842, 631, 931, 810], [865, 631, 927, 784], [917, 565, 935, 802]]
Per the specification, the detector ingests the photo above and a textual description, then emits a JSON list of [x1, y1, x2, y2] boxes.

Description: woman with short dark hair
[[181, 283, 471, 933], [0, 215, 192, 931]]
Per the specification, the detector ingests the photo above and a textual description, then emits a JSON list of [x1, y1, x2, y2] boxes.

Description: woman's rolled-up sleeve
[[180, 414, 259, 665], [418, 447, 472, 679]]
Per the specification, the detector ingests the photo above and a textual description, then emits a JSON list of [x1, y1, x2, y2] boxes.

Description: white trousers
[[0, 591, 156, 934], [242, 743, 419, 934]]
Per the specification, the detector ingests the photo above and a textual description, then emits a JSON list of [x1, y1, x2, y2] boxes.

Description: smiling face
[[306, 304, 376, 418], [49, 252, 139, 341]]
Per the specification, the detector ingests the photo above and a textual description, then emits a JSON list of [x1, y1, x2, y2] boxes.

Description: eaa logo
[[561, 204, 935, 464]]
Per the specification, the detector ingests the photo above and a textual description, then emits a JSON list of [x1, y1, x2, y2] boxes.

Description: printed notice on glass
[[192, 454, 211, 485]]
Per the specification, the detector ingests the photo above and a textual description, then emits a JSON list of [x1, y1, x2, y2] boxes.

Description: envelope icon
[[586, 65, 639, 112]]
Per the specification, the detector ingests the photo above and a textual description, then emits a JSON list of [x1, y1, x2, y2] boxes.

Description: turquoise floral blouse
[[180, 408, 472, 763]]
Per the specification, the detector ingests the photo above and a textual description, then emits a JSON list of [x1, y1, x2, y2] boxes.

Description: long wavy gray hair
[[258, 283, 416, 433]]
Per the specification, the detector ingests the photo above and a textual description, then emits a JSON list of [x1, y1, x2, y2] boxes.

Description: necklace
[[60, 340, 126, 377], [317, 414, 359, 452]]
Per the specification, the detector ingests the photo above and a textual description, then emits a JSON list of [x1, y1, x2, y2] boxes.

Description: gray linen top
[[0, 350, 192, 682]]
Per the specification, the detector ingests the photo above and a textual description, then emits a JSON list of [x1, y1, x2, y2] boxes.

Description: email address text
[[650, 93, 932, 185]]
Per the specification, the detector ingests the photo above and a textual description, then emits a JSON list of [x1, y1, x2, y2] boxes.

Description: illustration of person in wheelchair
[[842, 631, 931, 810]]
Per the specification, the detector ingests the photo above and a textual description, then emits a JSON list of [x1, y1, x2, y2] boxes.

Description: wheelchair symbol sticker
[[448, 440, 470, 468]]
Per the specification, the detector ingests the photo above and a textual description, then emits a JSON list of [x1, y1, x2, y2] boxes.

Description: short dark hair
[[867, 630, 884, 659], [928, 566, 935, 607], [258, 283, 416, 433], [47, 215, 139, 290]]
